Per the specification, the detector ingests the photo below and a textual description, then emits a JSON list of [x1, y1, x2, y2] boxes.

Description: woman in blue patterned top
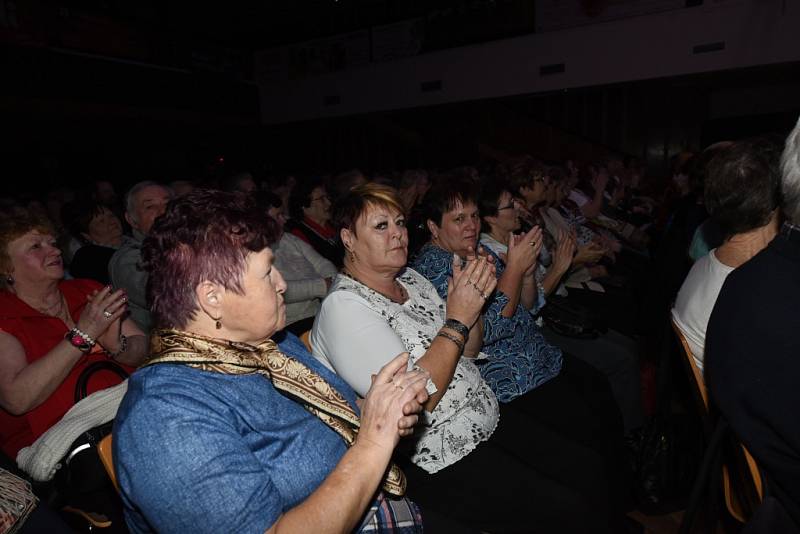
[[411, 172, 633, 518]]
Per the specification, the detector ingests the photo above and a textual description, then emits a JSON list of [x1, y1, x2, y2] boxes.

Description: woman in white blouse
[[312, 183, 612, 533]]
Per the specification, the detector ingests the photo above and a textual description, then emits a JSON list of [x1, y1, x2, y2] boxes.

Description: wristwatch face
[[66, 330, 92, 352]]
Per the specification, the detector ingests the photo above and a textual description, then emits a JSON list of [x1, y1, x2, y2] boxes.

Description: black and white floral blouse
[[311, 267, 499, 474]]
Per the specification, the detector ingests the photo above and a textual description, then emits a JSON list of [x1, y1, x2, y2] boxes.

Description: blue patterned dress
[[411, 243, 563, 402]]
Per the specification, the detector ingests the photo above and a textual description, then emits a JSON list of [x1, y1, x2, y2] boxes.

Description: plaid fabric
[[358, 493, 424, 533]]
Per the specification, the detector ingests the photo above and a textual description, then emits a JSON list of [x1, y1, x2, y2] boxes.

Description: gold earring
[[214, 317, 222, 329]]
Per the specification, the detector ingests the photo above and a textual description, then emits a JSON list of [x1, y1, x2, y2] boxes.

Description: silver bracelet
[[443, 318, 469, 340], [436, 331, 465, 353], [107, 334, 128, 358]]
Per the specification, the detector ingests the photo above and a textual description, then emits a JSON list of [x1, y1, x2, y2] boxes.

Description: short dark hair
[[61, 201, 108, 243], [502, 157, 547, 196], [547, 165, 566, 184], [331, 169, 367, 202], [288, 177, 326, 220], [142, 189, 280, 329], [478, 179, 510, 220], [705, 137, 781, 239], [688, 142, 732, 193], [222, 171, 256, 193], [254, 190, 282, 211], [420, 170, 479, 228]]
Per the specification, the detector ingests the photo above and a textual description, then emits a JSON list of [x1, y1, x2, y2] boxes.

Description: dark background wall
[[1, 0, 798, 194]]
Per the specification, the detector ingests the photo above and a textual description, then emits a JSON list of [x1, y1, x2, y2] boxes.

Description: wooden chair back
[[97, 434, 119, 493], [300, 330, 313, 352], [671, 318, 763, 522]]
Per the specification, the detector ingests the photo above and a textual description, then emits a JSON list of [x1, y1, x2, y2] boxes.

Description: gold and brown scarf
[[143, 329, 406, 496]]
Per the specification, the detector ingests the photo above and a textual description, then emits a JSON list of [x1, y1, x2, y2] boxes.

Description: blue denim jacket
[[114, 331, 363, 533]]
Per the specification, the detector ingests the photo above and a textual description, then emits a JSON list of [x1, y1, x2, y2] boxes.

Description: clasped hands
[[358, 353, 430, 450], [80, 286, 128, 350]]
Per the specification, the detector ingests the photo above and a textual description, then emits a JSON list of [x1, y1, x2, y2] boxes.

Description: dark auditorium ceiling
[[161, 0, 499, 50], [3, 1, 535, 80]]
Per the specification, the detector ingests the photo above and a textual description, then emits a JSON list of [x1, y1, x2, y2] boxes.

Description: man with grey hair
[[706, 117, 800, 532], [109, 181, 171, 333]]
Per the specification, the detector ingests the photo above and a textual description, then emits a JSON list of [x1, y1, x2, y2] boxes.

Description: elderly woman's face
[[304, 186, 331, 225], [348, 204, 408, 273], [221, 248, 287, 344], [6, 230, 63, 285], [431, 199, 480, 258], [87, 207, 123, 246]]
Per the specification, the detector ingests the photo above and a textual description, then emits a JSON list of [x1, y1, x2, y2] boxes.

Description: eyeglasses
[[497, 204, 515, 211]]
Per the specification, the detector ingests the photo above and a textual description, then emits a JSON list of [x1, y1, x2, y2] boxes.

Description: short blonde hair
[[331, 183, 405, 238]]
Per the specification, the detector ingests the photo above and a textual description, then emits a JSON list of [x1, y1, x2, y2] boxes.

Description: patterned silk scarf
[[143, 329, 406, 496]]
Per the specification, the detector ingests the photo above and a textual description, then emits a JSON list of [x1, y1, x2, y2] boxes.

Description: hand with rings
[[79, 285, 129, 349], [358, 353, 430, 448], [507, 225, 542, 276], [445, 252, 498, 328], [465, 279, 488, 299]]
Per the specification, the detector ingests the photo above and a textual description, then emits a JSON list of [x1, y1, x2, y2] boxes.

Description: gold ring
[[529, 240, 536, 247], [103, 310, 113, 319], [480, 292, 488, 300]]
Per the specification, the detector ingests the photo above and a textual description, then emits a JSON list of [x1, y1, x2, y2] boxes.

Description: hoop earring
[[347, 249, 357, 262]]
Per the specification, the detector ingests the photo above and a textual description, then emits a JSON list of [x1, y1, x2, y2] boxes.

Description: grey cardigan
[[272, 232, 338, 327]]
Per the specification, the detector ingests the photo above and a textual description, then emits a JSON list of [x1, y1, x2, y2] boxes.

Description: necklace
[[23, 291, 69, 321], [341, 269, 408, 304]]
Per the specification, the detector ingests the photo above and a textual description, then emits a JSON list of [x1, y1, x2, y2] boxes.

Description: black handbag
[[540, 295, 604, 339], [50, 361, 129, 532]]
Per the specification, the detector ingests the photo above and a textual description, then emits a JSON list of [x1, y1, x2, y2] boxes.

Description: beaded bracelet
[[436, 331, 465, 353], [107, 334, 128, 358], [443, 318, 469, 340], [64, 327, 96, 353]]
